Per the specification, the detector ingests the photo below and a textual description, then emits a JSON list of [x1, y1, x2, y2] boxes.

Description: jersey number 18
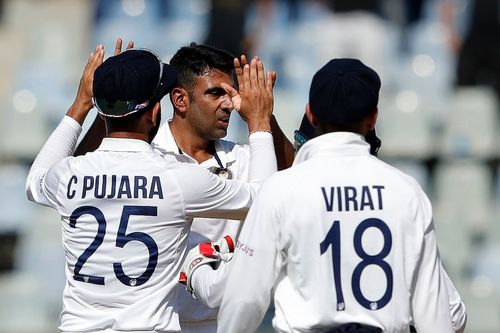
[[320, 218, 393, 311]]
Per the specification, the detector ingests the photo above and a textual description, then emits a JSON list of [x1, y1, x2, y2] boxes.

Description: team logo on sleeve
[[236, 240, 254, 256], [208, 167, 233, 179]]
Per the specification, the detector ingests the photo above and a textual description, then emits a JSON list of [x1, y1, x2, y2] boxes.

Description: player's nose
[[220, 94, 234, 111]]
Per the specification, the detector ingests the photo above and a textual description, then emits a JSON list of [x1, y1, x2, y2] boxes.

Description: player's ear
[[170, 87, 189, 114], [151, 102, 161, 127], [368, 108, 378, 130], [305, 103, 319, 128], [361, 108, 378, 133], [143, 102, 160, 126]]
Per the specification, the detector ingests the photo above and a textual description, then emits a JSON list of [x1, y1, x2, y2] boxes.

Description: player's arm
[[410, 192, 455, 333], [270, 114, 295, 170], [26, 46, 104, 206], [73, 38, 134, 156], [442, 266, 467, 333], [189, 262, 229, 308], [179, 135, 272, 220], [217, 179, 283, 333]]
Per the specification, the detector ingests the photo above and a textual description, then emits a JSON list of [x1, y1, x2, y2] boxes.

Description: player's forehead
[[192, 68, 235, 92]]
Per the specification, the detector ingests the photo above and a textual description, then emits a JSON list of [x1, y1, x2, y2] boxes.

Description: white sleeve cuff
[[248, 131, 273, 141], [62, 115, 83, 132], [248, 131, 277, 184]]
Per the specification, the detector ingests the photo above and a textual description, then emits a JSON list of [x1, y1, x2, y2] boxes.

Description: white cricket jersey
[[218, 132, 456, 333], [151, 121, 250, 327], [26, 116, 275, 333]]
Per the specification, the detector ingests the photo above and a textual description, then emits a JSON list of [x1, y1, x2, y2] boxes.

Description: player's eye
[[206, 88, 225, 98]]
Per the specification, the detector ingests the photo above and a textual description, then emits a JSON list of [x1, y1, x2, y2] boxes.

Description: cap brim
[[142, 63, 177, 107]]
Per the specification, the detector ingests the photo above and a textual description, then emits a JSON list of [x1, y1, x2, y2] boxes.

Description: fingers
[[270, 71, 277, 87], [221, 82, 241, 111], [234, 55, 248, 91], [73, 44, 104, 113], [220, 82, 238, 98], [249, 58, 258, 89], [234, 57, 244, 91], [92, 45, 104, 66], [240, 55, 248, 67], [114, 37, 134, 56], [242, 63, 251, 91], [81, 45, 104, 97], [85, 45, 102, 69], [93, 45, 104, 69], [266, 72, 274, 94], [257, 59, 265, 88], [114, 38, 122, 56]]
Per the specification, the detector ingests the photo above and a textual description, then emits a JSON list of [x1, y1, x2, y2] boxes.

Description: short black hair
[[170, 42, 235, 100]]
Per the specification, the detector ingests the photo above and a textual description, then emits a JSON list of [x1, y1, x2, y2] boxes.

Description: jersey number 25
[[69, 205, 158, 287]]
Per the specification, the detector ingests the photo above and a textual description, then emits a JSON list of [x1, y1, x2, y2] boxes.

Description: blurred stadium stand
[[0, 0, 498, 332]]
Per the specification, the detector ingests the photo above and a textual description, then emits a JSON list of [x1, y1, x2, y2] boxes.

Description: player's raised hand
[[234, 56, 275, 133], [235, 55, 276, 89], [235, 54, 248, 92], [67, 44, 105, 124], [221, 55, 277, 113], [219, 56, 247, 112], [114, 37, 134, 55]]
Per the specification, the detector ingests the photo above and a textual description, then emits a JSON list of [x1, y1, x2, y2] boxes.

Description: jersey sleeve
[[190, 261, 230, 309], [442, 266, 467, 332], [247, 132, 277, 184], [217, 179, 284, 333], [179, 132, 276, 221], [25, 116, 81, 208], [410, 189, 455, 333], [177, 166, 256, 220]]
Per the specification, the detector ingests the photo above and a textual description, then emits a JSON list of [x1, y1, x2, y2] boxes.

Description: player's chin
[[211, 126, 228, 139], [214, 128, 228, 138], [215, 121, 229, 133]]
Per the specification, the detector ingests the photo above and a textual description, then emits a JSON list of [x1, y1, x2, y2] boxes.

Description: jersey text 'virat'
[[66, 175, 164, 200], [321, 185, 384, 212]]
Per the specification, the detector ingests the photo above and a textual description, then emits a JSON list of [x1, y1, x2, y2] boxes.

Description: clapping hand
[[221, 55, 276, 133]]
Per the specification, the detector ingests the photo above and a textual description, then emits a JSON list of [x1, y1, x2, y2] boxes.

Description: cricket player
[[184, 119, 465, 333], [217, 58, 462, 333], [25, 45, 277, 332], [152, 44, 293, 333], [73, 40, 294, 333]]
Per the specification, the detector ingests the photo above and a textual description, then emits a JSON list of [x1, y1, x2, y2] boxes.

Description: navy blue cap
[[93, 49, 177, 117], [309, 58, 380, 125]]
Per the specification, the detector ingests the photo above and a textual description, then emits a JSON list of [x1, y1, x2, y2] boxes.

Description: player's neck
[[169, 121, 214, 164], [106, 131, 149, 142]]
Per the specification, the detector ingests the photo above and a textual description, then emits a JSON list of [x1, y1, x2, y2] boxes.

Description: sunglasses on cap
[[93, 48, 171, 118], [293, 129, 309, 152]]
